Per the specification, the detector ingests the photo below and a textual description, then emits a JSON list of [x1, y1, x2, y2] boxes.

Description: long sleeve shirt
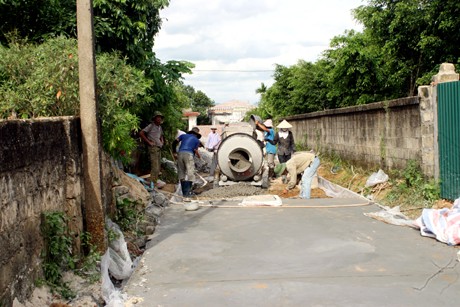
[[274, 131, 295, 155], [205, 132, 221, 150], [264, 128, 276, 154], [285, 151, 316, 190]]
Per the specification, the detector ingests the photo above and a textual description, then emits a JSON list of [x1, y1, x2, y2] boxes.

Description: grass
[[317, 155, 449, 219]]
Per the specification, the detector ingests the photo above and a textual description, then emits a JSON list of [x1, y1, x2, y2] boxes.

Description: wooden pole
[[77, 0, 106, 252]]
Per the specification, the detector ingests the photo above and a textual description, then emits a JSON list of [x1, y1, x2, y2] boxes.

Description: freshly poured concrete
[[124, 198, 460, 306]]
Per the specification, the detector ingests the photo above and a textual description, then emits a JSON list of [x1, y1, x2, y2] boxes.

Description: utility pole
[[76, 0, 106, 252]]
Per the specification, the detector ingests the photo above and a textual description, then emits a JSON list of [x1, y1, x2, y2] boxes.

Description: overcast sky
[[154, 0, 364, 105]]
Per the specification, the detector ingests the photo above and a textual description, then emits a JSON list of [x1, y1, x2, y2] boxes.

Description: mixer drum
[[216, 133, 264, 182]]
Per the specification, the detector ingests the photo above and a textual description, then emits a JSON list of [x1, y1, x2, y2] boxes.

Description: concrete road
[[124, 198, 460, 306]]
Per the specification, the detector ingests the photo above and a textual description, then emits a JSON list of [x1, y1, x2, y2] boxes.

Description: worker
[[273, 151, 320, 199], [139, 111, 164, 186], [254, 118, 277, 179], [172, 127, 202, 197], [273, 119, 295, 163], [205, 126, 221, 177]]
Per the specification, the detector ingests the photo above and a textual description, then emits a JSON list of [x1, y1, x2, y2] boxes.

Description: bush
[[0, 36, 152, 163]]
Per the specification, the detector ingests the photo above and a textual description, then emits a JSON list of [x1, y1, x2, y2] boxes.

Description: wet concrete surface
[[124, 197, 460, 306]]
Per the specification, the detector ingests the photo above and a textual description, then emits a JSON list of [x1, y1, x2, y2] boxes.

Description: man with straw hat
[[273, 151, 320, 199], [172, 127, 202, 197], [205, 126, 221, 177], [139, 111, 165, 186]]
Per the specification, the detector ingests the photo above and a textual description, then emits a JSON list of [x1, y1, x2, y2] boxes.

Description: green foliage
[[0, 0, 195, 160], [0, 0, 77, 45], [255, 0, 460, 117], [40, 212, 102, 298], [93, 0, 170, 68], [114, 198, 144, 235], [402, 160, 424, 187], [0, 0, 170, 69], [40, 211, 76, 299], [172, 84, 215, 125], [0, 37, 80, 118], [385, 160, 441, 209], [0, 37, 151, 162], [77, 232, 101, 283]]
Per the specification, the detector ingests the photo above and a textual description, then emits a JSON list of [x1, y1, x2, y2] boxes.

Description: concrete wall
[[0, 117, 84, 306], [286, 96, 435, 175]]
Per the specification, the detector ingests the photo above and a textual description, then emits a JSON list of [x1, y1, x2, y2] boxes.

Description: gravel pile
[[199, 183, 266, 199]]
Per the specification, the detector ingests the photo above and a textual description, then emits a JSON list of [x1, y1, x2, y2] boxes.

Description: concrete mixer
[[215, 116, 269, 188]]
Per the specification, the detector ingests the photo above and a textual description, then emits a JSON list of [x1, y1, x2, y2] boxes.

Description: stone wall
[[286, 97, 431, 174], [0, 117, 83, 306]]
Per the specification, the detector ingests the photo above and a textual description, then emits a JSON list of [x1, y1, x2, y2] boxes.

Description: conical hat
[[277, 120, 292, 129]]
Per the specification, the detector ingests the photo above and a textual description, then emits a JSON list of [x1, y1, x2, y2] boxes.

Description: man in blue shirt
[[172, 127, 202, 197], [255, 118, 277, 179]]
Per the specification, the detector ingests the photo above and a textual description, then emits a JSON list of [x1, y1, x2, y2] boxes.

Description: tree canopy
[[0, 0, 198, 161], [254, 0, 460, 120]]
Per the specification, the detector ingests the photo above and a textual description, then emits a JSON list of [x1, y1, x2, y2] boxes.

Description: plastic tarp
[[239, 194, 283, 207], [126, 173, 154, 191], [101, 251, 125, 307], [106, 219, 133, 280], [318, 176, 368, 200], [364, 205, 417, 228], [414, 197, 460, 245], [365, 169, 389, 187]]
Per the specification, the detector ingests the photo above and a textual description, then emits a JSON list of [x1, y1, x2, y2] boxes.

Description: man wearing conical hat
[[273, 119, 295, 163]]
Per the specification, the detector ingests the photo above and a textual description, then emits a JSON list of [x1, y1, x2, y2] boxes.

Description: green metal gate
[[438, 81, 460, 200]]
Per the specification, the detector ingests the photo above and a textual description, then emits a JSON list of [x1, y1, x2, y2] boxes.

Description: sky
[[154, 0, 364, 105]]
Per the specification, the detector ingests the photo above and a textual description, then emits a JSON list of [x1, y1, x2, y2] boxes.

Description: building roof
[[182, 108, 200, 117], [183, 111, 200, 117], [209, 100, 255, 112]]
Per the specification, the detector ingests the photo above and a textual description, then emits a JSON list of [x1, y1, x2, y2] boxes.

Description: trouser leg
[[300, 157, 320, 199], [209, 152, 217, 176], [148, 146, 161, 183], [267, 153, 275, 179]]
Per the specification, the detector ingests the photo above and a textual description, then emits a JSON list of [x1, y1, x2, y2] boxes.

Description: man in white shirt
[[205, 126, 221, 176]]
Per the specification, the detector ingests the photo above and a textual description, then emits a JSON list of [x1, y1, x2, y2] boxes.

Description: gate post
[[418, 85, 436, 178]]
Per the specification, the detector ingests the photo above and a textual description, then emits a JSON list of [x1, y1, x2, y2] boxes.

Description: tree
[[0, 0, 195, 148], [353, 0, 460, 96], [92, 0, 170, 68], [0, 37, 151, 163], [0, 0, 170, 69], [177, 85, 215, 125], [321, 30, 390, 107], [0, 0, 77, 45]]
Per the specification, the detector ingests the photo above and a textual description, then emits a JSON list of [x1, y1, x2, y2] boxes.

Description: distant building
[[208, 100, 256, 125], [182, 109, 200, 131]]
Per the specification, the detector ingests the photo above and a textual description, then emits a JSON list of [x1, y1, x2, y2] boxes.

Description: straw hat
[[152, 111, 164, 120], [263, 119, 273, 127], [187, 127, 202, 139], [277, 119, 292, 129]]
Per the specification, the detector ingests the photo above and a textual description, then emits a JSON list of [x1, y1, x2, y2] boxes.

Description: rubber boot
[[184, 181, 194, 197], [180, 180, 189, 197], [268, 167, 275, 180]]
